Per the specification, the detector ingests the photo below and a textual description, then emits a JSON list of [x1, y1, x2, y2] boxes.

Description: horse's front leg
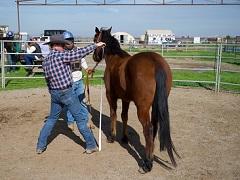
[[106, 95, 117, 143], [121, 100, 130, 144], [104, 71, 117, 143]]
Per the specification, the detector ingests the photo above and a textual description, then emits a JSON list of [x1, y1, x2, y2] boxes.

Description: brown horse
[[93, 27, 179, 173]]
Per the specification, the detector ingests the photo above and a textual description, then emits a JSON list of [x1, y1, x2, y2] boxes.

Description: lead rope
[[84, 47, 105, 151], [85, 47, 104, 106]]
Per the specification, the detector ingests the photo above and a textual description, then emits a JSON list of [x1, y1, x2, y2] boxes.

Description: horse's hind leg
[[137, 107, 154, 172], [151, 109, 158, 141], [121, 101, 130, 144]]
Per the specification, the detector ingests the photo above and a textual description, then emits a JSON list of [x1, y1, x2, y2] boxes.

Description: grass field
[[1, 45, 239, 91], [126, 47, 240, 65], [1, 66, 240, 92], [173, 70, 240, 92]]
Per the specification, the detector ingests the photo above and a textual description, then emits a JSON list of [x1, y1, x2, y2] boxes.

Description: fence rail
[[1, 40, 240, 92]]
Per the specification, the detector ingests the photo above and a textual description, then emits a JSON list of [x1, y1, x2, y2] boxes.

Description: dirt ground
[[0, 87, 239, 180]]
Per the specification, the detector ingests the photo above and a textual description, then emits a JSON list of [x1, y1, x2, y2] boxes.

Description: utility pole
[[16, 0, 21, 35]]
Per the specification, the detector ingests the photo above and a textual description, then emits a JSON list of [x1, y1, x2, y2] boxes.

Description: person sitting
[[23, 38, 42, 76], [38, 37, 50, 58]]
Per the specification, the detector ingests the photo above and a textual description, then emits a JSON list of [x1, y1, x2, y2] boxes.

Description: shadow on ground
[[46, 120, 85, 148], [90, 106, 173, 170]]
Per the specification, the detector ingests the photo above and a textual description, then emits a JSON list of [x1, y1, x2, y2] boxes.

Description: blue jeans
[[65, 80, 86, 124], [37, 86, 96, 150], [24, 54, 35, 66], [6, 54, 16, 72]]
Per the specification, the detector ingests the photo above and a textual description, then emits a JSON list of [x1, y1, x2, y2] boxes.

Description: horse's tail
[[153, 68, 180, 167]]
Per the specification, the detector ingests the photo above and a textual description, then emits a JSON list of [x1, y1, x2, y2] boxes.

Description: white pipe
[[98, 78, 103, 151]]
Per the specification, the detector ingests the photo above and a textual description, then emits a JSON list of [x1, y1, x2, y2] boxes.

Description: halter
[[96, 30, 103, 43], [93, 30, 105, 66]]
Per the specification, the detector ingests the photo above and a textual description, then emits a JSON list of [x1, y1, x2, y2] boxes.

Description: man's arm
[[63, 42, 105, 63], [63, 44, 96, 63]]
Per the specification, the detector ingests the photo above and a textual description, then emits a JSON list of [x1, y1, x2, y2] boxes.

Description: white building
[[194, 37, 201, 44], [145, 29, 175, 45], [112, 32, 135, 44]]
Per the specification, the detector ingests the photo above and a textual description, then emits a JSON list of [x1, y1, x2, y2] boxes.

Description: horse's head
[[93, 27, 112, 62]]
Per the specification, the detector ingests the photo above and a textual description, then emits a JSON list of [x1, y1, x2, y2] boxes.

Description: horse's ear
[[95, 27, 100, 33], [107, 27, 112, 34]]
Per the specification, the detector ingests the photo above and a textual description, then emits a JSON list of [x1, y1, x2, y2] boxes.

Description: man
[[4, 31, 17, 72], [62, 31, 91, 131], [36, 34, 105, 154]]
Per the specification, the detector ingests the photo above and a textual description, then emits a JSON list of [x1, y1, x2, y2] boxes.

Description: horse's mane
[[105, 35, 130, 58]]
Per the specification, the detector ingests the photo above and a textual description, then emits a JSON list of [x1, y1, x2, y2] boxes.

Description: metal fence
[[127, 42, 240, 92], [1, 40, 240, 92]]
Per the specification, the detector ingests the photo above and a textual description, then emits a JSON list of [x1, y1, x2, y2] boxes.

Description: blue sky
[[0, 0, 240, 38]]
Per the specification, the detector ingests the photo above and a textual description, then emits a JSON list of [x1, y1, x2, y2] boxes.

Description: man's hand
[[96, 42, 106, 47], [86, 68, 94, 75]]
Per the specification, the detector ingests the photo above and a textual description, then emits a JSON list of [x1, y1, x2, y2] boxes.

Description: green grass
[[4, 78, 46, 90], [0, 68, 104, 91], [220, 84, 240, 92], [0, 48, 240, 92], [219, 71, 240, 91], [173, 70, 216, 81], [127, 48, 240, 65], [1, 68, 46, 90], [173, 70, 216, 90], [172, 70, 240, 91], [1, 56, 239, 92]]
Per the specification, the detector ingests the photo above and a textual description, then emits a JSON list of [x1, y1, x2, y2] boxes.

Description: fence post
[[215, 44, 220, 92], [1, 40, 5, 89], [217, 43, 223, 93], [161, 44, 163, 56]]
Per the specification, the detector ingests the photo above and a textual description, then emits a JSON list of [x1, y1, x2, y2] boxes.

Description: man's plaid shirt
[[43, 44, 96, 90]]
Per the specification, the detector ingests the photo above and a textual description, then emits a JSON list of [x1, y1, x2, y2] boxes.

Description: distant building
[[193, 37, 201, 44], [139, 35, 145, 43], [176, 36, 194, 44], [236, 36, 240, 44], [112, 32, 135, 44], [0, 25, 9, 39], [43, 29, 65, 36], [144, 29, 175, 45]]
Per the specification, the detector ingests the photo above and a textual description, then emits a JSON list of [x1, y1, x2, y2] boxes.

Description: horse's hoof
[[106, 136, 115, 143], [138, 159, 153, 174], [138, 166, 148, 174], [144, 159, 153, 171], [138, 165, 150, 174], [121, 136, 129, 144]]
